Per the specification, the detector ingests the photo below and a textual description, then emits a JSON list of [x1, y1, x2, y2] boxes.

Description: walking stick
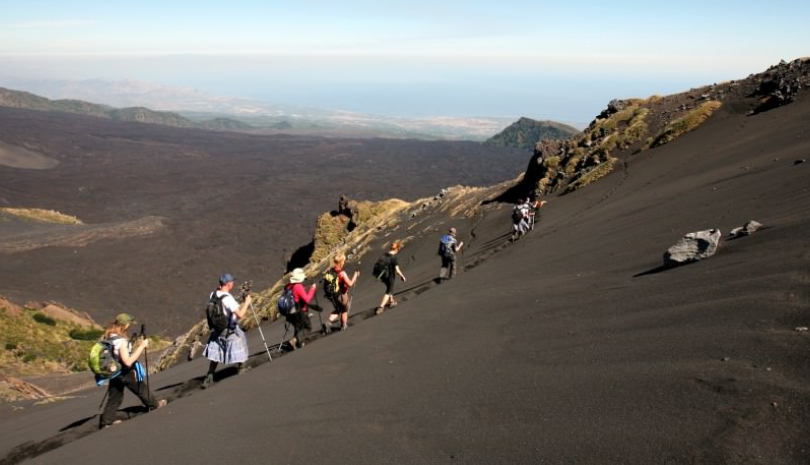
[[313, 288, 330, 334], [140, 324, 152, 399], [248, 302, 273, 361]]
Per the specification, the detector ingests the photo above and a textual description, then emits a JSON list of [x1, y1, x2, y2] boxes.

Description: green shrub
[[650, 101, 722, 148], [32, 313, 57, 326], [69, 328, 104, 341], [4, 343, 17, 350], [542, 156, 560, 169]]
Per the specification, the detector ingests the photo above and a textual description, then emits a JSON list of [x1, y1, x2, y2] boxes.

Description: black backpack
[[322, 268, 340, 300], [373, 254, 392, 280], [512, 206, 524, 223], [205, 292, 230, 332]]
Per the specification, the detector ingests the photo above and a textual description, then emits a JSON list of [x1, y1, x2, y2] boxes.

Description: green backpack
[[88, 335, 123, 380]]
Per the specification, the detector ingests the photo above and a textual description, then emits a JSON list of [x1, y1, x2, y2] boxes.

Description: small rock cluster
[[663, 220, 764, 267]]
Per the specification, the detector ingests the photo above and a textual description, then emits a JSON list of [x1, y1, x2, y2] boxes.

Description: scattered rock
[[795, 159, 806, 165], [664, 229, 721, 267], [795, 326, 809, 332], [729, 220, 763, 237]]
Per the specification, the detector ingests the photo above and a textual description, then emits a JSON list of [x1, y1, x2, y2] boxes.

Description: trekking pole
[[98, 389, 109, 410], [248, 302, 273, 361], [313, 288, 328, 334], [140, 324, 152, 398]]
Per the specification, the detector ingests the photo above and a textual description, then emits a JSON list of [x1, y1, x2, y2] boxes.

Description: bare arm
[[118, 339, 148, 368], [233, 294, 252, 319]]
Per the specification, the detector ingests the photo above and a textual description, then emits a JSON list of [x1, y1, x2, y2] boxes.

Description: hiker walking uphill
[[438, 227, 464, 282], [283, 268, 317, 349], [201, 273, 252, 389], [98, 313, 166, 428], [375, 241, 407, 315], [323, 252, 359, 332]]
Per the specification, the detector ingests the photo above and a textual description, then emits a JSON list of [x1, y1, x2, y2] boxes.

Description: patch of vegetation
[[311, 198, 408, 266], [1, 306, 168, 378], [1, 309, 97, 375], [564, 157, 619, 193], [32, 313, 56, 326], [542, 156, 561, 169], [68, 328, 104, 341], [0, 208, 83, 225], [648, 101, 722, 148], [484, 117, 580, 149]]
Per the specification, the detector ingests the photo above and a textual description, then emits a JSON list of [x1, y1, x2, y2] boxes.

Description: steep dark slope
[[0, 109, 529, 333], [3, 78, 808, 463]]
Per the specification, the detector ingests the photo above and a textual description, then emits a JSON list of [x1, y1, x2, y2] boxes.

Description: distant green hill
[[484, 117, 580, 149], [0, 87, 251, 131]]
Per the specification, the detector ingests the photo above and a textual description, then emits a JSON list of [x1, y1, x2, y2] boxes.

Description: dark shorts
[[286, 311, 311, 337], [331, 293, 350, 314], [383, 277, 396, 295]]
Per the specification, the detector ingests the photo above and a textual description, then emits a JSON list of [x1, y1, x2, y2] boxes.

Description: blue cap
[[219, 273, 234, 285]]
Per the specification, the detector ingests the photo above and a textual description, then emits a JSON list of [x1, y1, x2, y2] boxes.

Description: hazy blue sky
[[2, 0, 808, 123]]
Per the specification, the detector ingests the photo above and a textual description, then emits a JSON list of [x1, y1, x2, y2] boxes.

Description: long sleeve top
[[291, 283, 316, 311]]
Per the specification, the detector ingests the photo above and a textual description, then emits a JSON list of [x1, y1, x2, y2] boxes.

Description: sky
[[1, 0, 809, 124]]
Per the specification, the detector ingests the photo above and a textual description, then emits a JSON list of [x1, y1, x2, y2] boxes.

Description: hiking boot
[[340, 324, 348, 331], [322, 323, 331, 334], [201, 373, 214, 389], [101, 420, 122, 429], [156, 399, 168, 409], [375, 307, 385, 315], [238, 363, 249, 375], [388, 300, 398, 308]]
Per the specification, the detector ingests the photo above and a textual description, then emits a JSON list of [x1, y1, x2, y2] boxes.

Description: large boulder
[[664, 229, 721, 267]]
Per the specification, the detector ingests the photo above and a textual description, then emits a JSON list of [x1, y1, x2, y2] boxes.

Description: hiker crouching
[[286, 268, 316, 349], [99, 313, 166, 428], [201, 273, 252, 389]]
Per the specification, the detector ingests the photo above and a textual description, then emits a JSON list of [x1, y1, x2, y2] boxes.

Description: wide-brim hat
[[289, 268, 306, 284]]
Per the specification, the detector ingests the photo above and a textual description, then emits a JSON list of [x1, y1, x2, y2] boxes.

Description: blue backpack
[[438, 234, 455, 257], [277, 285, 297, 316]]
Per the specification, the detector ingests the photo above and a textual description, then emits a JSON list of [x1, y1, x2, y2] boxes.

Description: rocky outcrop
[[750, 59, 810, 115], [664, 229, 722, 267]]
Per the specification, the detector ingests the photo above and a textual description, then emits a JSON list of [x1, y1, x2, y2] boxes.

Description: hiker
[[438, 227, 464, 282], [285, 268, 316, 349], [201, 273, 252, 389], [99, 313, 166, 428], [326, 252, 359, 331], [511, 201, 531, 240], [375, 241, 407, 315]]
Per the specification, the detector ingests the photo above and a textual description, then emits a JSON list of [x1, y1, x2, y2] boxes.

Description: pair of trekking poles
[[276, 281, 348, 354], [97, 324, 154, 410]]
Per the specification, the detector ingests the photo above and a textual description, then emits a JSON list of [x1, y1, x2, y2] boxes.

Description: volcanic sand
[[1, 92, 808, 463]]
